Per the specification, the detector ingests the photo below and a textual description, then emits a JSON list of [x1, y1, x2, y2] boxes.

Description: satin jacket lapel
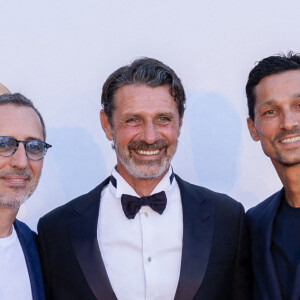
[[174, 175, 215, 300], [254, 190, 283, 299], [14, 220, 45, 300], [69, 178, 117, 300]]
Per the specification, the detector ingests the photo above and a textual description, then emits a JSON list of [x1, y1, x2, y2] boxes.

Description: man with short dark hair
[[0, 93, 51, 300], [38, 57, 252, 300], [246, 52, 300, 300]]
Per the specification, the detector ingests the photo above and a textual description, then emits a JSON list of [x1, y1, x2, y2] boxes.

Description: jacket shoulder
[[14, 219, 36, 236], [38, 177, 110, 225], [246, 189, 283, 221], [175, 174, 244, 211]]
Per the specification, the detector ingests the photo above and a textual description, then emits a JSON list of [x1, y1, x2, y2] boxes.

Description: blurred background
[[1, 0, 298, 229]]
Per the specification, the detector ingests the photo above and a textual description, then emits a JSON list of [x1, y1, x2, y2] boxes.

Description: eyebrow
[[25, 136, 44, 142], [123, 113, 141, 119], [258, 94, 300, 107], [156, 112, 176, 118], [123, 112, 176, 118], [258, 100, 277, 107]]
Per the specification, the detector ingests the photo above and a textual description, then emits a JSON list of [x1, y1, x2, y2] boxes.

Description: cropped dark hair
[[246, 51, 300, 120], [101, 57, 186, 125], [0, 93, 46, 140]]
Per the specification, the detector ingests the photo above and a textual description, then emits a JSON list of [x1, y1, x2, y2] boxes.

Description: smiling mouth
[[281, 136, 300, 143], [136, 149, 160, 155], [3, 177, 28, 185]]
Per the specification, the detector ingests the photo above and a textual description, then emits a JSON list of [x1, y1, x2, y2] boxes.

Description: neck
[[130, 177, 165, 197], [117, 167, 168, 197], [0, 206, 18, 238], [273, 161, 300, 207]]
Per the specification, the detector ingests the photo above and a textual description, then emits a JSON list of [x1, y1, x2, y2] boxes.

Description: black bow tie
[[121, 191, 167, 219]]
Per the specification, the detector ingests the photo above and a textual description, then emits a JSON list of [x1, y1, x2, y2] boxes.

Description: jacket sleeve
[[230, 204, 253, 299], [37, 217, 52, 300]]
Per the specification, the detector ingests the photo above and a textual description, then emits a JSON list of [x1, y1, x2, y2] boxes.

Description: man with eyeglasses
[[0, 93, 51, 300], [38, 58, 252, 299]]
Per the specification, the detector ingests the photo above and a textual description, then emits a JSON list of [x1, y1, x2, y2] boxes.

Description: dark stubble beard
[[272, 128, 300, 166]]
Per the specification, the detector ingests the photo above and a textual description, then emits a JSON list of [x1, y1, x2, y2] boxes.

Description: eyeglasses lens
[[26, 141, 46, 160], [0, 137, 50, 161], [0, 137, 16, 156]]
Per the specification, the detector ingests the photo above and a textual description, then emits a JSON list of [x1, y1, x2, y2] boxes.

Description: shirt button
[[144, 212, 148, 217], [148, 257, 152, 262]]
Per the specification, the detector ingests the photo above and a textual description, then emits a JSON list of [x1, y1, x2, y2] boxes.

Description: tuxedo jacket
[[38, 175, 252, 300], [14, 219, 45, 300], [246, 189, 300, 300]]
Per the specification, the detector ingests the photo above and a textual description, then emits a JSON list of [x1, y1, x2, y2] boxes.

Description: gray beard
[[117, 153, 172, 179], [0, 190, 30, 208], [114, 139, 178, 180]]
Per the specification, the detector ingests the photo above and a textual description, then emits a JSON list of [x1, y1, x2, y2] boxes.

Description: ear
[[100, 110, 114, 141], [247, 117, 260, 141]]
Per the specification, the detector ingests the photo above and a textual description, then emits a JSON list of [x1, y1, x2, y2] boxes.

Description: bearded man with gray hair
[[38, 58, 252, 300]]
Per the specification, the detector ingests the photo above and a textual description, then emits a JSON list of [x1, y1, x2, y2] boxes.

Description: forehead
[[254, 70, 300, 105], [0, 104, 43, 140], [113, 84, 178, 115]]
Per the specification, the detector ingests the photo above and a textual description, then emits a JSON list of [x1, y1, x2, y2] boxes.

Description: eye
[[157, 117, 171, 124], [0, 142, 8, 149], [0, 138, 14, 149], [126, 118, 141, 126], [262, 109, 277, 117], [26, 141, 44, 153]]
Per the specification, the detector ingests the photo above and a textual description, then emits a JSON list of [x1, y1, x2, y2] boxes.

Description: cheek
[[115, 127, 141, 143], [0, 157, 13, 171], [0, 160, 7, 170], [161, 126, 180, 141], [258, 125, 276, 141], [30, 161, 43, 178]]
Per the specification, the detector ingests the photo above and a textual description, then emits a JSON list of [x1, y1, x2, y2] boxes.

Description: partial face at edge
[[247, 70, 300, 166], [100, 84, 182, 182], [0, 104, 44, 208]]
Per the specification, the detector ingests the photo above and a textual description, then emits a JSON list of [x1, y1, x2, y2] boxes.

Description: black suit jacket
[[38, 175, 252, 300], [246, 188, 300, 300]]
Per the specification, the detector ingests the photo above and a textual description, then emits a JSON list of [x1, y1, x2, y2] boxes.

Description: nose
[[280, 110, 299, 131], [140, 121, 159, 144], [9, 143, 29, 169]]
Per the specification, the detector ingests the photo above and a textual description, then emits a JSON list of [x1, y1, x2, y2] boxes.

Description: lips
[[136, 149, 160, 155], [281, 135, 300, 143], [2, 176, 29, 186], [0, 171, 31, 187]]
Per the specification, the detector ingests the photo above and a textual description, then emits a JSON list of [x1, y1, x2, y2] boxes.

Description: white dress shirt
[[97, 167, 183, 300]]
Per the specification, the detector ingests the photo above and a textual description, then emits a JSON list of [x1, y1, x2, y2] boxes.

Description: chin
[[125, 161, 170, 180]]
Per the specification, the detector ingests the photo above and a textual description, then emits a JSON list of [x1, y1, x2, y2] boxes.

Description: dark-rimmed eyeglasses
[[0, 136, 52, 161]]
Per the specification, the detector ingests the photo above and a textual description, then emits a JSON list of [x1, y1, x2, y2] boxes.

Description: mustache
[[274, 128, 300, 141], [128, 140, 169, 151], [0, 170, 32, 178]]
